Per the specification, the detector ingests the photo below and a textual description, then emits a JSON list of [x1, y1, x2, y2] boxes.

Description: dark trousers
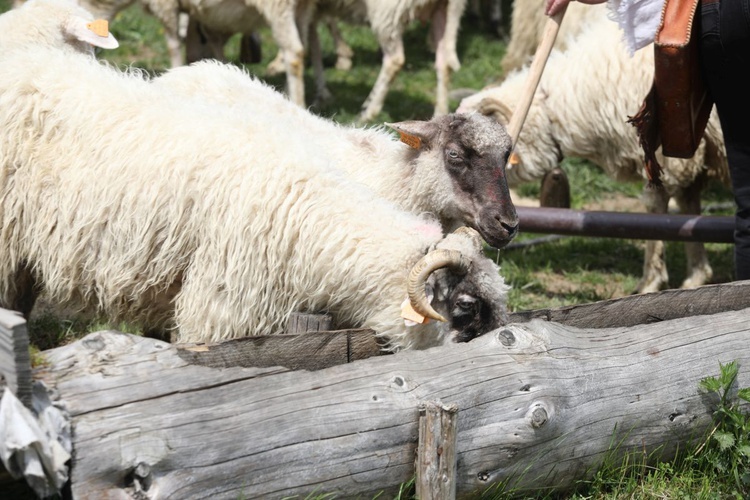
[[700, 0, 750, 279]]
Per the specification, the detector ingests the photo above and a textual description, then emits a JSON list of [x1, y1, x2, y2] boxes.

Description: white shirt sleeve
[[607, 0, 665, 54]]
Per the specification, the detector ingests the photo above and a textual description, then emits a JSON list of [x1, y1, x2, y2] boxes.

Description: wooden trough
[[3, 281, 750, 498]]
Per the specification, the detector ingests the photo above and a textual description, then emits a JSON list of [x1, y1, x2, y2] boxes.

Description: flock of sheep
[[0, 0, 731, 352], [0, 0, 519, 352]]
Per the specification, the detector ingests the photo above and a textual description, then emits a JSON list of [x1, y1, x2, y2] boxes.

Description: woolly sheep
[[0, 0, 118, 54], [0, 7, 510, 351], [64, 0, 310, 107], [304, 0, 469, 122], [500, 0, 604, 78], [154, 59, 519, 249], [457, 13, 729, 294]]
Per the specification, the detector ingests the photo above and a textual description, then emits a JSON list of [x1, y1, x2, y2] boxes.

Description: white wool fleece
[[0, 46, 508, 351]]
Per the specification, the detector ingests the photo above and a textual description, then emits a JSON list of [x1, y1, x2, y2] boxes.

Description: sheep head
[[386, 113, 519, 249], [408, 227, 509, 344], [0, 0, 119, 54]]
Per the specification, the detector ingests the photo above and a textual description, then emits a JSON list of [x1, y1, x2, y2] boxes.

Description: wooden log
[[285, 312, 332, 333], [176, 281, 750, 371], [37, 306, 750, 498], [416, 401, 459, 500], [176, 328, 384, 371], [508, 279, 750, 328], [0, 308, 31, 408]]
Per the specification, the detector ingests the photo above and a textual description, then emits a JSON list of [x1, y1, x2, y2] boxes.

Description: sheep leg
[[432, 0, 466, 116], [637, 184, 670, 294], [674, 175, 713, 289], [326, 19, 353, 71], [309, 23, 333, 106], [264, 14, 306, 106], [266, 51, 286, 76], [142, 0, 185, 67], [358, 34, 405, 122]]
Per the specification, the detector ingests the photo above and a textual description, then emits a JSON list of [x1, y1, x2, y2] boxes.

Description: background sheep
[[301, 0, 469, 122], [153, 59, 519, 249], [457, 12, 729, 294], [0, 6, 510, 351], [58, 0, 310, 107], [499, 0, 603, 78]]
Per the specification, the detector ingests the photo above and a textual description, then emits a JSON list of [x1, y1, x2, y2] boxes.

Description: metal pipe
[[516, 206, 735, 243]]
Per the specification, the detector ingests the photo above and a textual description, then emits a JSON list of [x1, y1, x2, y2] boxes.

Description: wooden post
[[416, 401, 459, 500], [0, 308, 31, 408], [539, 167, 571, 208]]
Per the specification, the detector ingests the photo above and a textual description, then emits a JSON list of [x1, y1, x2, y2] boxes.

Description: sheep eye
[[454, 296, 477, 314], [447, 149, 460, 160]]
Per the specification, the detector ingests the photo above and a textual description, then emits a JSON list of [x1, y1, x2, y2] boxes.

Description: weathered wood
[[285, 312, 332, 333], [176, 328, 384, 371], [173, 282, 750, 372], [0, 308, 31, 408], [417, 401, 459, 500], [37, 307, 750, 498], [508, 279, 750, 328]]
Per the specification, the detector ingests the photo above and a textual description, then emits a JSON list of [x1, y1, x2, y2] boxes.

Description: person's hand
[[545, 0, 608, 16]]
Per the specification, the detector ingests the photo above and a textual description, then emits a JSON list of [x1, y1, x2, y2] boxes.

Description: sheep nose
[[494, 213, 519, 238], [503, 220, 519, 238]]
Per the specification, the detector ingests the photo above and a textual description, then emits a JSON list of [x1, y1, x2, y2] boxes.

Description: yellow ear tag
[[509, 152, 520, 166], [399, 131, 422, 150], [87, 19, 109, 38], [400, 298, 429, 325]]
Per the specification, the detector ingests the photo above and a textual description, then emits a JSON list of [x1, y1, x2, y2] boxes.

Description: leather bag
[[629, 0, 714, 186]]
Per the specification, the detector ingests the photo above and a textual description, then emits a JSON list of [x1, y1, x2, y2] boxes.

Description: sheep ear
[[385, 120, 440, 150], [65, 16, 119, 50]]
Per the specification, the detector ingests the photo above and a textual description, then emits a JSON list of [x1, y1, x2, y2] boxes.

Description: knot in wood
[[497, 329, 516, 346], [530, 406, 548, 428], [129, 462, 153, 492]]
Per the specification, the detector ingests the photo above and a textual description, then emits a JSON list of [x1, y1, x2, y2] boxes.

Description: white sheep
[[0, 0, 118, 53], [500, 0, 604, 78], [154, 59, 519, 249], [64, 0, 310, 107], [457, 13, 729, 294], [303, 0, 469, 122], [0, 5, 510, 351]]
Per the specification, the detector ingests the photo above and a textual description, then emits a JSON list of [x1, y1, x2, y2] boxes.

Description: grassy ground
[[1, 2, 743, 498]]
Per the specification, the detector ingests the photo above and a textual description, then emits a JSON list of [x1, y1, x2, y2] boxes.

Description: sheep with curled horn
[[0, 1, 511, 350]]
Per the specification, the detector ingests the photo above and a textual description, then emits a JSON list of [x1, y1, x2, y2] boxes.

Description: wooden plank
[[416, 401, 459, 500], [175, 328, 384, 371], [508, 279, 750, 328], [0, 308, 31, 408], [285, 312, 332, 333], [37, 307, 750, 498]]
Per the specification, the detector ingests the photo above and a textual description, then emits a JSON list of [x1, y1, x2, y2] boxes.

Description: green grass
[[1, 3, 741, 497]]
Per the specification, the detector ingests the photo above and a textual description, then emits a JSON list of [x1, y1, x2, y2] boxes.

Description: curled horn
[[407, 249, 472, 322], [452, 226, 484, 253], [478, 97, 514, 125]]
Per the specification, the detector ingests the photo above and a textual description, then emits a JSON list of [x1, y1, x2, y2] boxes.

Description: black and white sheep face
[[387, 114, 519, 249], [432, 268, 508, 344], [406, 227, 509, 344]]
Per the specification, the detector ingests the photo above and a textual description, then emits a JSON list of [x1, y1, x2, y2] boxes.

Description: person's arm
[[545, 0, 608, 16]]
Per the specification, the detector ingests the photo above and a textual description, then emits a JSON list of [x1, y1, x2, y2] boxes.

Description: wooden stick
[[507, 6, 567, 146]]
